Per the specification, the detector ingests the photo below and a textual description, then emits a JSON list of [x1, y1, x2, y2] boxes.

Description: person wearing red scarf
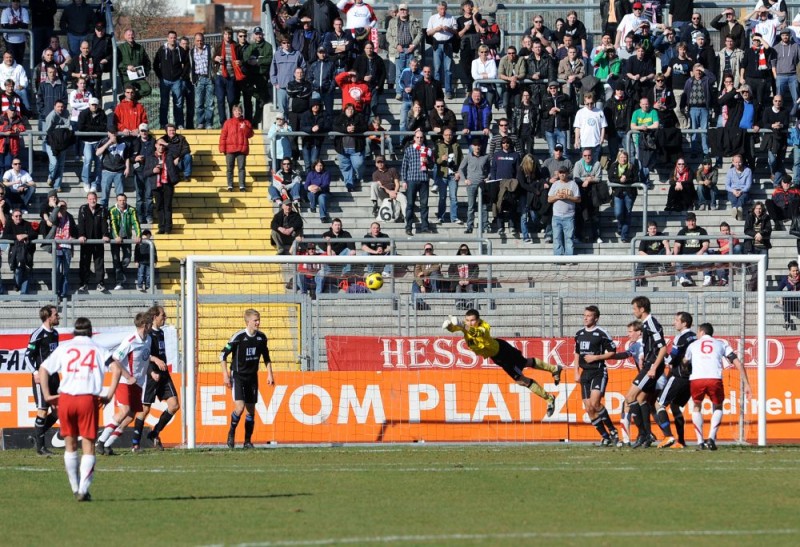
[[213, 27, 244, 123], [665, 157, 697, 212]]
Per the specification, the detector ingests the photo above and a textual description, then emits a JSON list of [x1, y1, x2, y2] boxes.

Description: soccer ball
[[365, 272, 384, 291]]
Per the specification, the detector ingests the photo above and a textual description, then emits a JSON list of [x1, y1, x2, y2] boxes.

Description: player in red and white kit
[[683, 322, 752, 451], [38, 317, 127, 502], [95, 311, 153, 454]]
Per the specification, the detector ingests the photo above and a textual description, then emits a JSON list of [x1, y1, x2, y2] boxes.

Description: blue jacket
[[307, 57, 335, 94], [270, 48, 306, 88], [461, 97, 492, 132], [305, 170, 331, 193], [398, 67, 422, 101], [490, 151, 520, 181]]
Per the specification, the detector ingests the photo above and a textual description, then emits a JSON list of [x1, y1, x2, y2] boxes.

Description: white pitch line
[[213, 528, 800, 547]]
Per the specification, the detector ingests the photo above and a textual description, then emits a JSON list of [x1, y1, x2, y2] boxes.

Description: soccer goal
[[183, 253, 770, 448]]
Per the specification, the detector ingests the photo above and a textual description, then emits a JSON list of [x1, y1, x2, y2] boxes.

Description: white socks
[[79, 455, 96, 495], [64, 451, 80, 494]]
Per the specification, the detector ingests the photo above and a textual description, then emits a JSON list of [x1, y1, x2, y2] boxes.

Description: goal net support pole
[[184, 253, 768, 448]]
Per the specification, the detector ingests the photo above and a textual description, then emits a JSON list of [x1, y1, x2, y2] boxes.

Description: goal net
[[184, 252, 770, 447]]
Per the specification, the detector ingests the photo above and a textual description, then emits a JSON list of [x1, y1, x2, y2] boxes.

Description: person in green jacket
[[242, 27, 274, 126], [117, 28, 153, 98]]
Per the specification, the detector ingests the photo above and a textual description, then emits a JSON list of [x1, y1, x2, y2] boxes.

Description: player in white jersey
[[683, 323, 752, 450], [39, 317, 127, 502], [95, 311, 153, 454]]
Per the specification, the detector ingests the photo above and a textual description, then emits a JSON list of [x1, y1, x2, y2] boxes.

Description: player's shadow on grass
[[105, 492, 311, 502]]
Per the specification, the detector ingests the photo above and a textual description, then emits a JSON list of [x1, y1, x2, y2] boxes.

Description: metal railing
[[630, 234, 747, 290], [0, 237, 156, 299]]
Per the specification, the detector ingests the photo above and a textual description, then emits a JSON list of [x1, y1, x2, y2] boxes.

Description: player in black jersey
[[25, 305, 61, 455], [220, 309, 274, 449], [129, 306, 180, 451], [625, 296, 669, 448], [655, 312, 696, 449], [573, 306, 620, 446]]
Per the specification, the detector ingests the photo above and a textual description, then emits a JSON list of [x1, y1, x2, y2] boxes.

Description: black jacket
[[744, 210, 772, 250], [154, 44, 189, 82], [604, 95, 634, 133], [131, 136, 156, 176], [353, 53, 386, 93], [76, 108, 108, 142], [332, 112, 367, 154], [300, 109, 329, 146], [287, 78, 313, 114], [411, 78, 444, 112], [77, 203, 110, 239], [540, 93, 575, 132], [511, 101, 538, 135], [144, 152, 180, 191], [89, 32, 113, 72]]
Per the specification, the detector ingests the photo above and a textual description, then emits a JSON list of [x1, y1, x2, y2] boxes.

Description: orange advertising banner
[[192, 370, 800, 444], [0, 374, 183, 445], [4, 371, 799, 445]]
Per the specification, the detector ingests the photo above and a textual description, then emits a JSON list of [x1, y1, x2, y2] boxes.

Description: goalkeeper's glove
[[442, 315, 460, 331]]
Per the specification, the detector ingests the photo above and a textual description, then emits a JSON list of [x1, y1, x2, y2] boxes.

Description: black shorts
[[580, 367, 608, 399], [658, 376, 691, 407], [32, 373, 60, 410], [491, 339, 528, 381], [232, 374, 259, 404], [143, 372, 178, 405], [632, 362, 665, 393]]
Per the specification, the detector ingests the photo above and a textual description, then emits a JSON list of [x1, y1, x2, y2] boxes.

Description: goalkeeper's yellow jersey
[[447, 319, 499, 358]]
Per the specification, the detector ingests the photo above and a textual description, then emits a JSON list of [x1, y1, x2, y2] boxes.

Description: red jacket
[[335, 71, 371, 113], [0, 117, 25, 156], [770, 185, 800, 210], [114, 99, 148, 132], [219, 116, 254, 154]]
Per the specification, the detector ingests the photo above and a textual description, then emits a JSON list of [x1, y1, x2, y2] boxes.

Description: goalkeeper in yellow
[[443, 309, 563, 417]]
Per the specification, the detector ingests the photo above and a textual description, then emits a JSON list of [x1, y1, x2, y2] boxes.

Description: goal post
[[184, 253, 768, 448]]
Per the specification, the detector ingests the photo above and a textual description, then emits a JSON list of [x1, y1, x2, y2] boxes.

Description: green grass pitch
[[1, 444, 799, 546]]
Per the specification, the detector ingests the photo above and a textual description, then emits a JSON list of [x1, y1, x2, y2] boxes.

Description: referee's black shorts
[[580, 367, 608, 399], [231, 373, 259, 404], [32, 373, 60, 410], [143, 372, 178, 405], [491, 339, 528, 381], [658, 375, 691, 407]]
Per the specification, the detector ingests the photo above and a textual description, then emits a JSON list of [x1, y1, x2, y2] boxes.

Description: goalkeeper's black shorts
[[491, 339, 527, 381]]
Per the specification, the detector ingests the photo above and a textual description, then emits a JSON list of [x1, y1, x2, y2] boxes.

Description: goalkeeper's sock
[[598, 407, 617, 434], [244, 414, 255, 443], [673, 410, 686, 445], [132, 418, 144, 446], [152, 410, 174, 436], [64, 451, 80, 494], [78, 455, 96, 496], [655, 408, 673, 437], [97, 421, 119, 445], [230, 411, 241, 432], [527, 381, 549, 401], [639, 402, 652, 436], [709, 409, 723, 441], [530, 358, 557, 374], [591, 416, 608, 439], [691, 410, 705, 444]]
